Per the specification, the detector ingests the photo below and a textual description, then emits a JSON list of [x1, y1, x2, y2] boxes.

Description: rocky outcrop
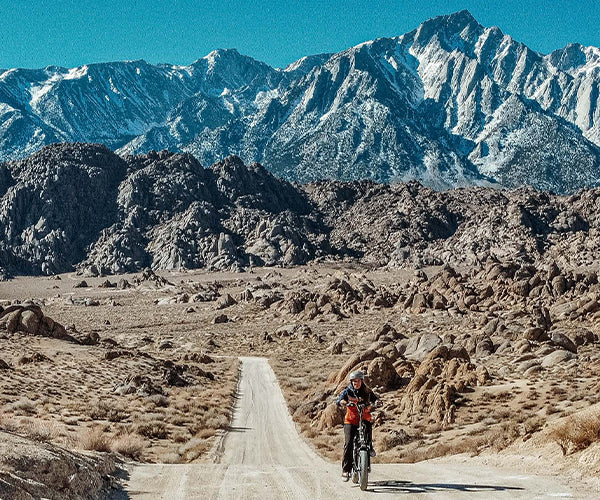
[[0, 431, 118, 500], [3, 144, 600, 277], [397, 346, 488, 426], [0, 304, 68, 339]]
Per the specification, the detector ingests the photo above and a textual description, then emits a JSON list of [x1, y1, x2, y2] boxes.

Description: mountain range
[[2, 10, 600, 192]]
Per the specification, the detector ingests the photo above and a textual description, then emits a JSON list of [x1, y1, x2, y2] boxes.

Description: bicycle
[[347, 402, 372, 491]]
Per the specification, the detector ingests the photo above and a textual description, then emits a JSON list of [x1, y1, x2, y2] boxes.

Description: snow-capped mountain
[[1, 10, 600, 192]]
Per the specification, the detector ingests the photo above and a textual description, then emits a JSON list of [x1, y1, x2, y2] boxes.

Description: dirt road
[[120, 357, 591, 499]]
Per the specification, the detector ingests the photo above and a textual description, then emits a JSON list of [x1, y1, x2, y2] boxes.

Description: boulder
[[550, 331, 578, 353], [330, 339, 344, 354], [19, 309, 41, 334], [366, 356, 399, 391], [330, 350, 379, 387], [216, 294, 237, 310], [572, 328, 596, 346], [405, 333, 442, 361], [212, 314, 229, 324], [372, 323, 403, 342], [541, 350, 576, 368], [316, 403, 344, 430], [475, 337, 495, 357]]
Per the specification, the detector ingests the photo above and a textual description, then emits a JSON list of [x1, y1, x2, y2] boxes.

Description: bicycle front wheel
[[359, 449, 369, 491]]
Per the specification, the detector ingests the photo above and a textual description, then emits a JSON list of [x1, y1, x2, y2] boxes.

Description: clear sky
[[1, 0, 599, 70]]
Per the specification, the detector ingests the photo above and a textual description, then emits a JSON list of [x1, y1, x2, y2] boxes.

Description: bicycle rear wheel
[[358, 449, 369, 491]]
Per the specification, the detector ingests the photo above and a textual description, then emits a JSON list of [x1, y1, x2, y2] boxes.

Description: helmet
[[349, 370, 365, 381]]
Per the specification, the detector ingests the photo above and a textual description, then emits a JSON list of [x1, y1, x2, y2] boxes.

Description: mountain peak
[[547, 43, 588, 72], [412, 10, 483, 51]]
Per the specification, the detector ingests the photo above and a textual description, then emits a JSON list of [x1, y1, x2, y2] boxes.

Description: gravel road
[[120, 357, 589, 499]]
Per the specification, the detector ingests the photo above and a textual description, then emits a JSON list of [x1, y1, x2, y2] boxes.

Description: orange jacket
[[336, 383, 378, 425]]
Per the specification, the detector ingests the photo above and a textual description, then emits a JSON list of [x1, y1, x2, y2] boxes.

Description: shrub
[[24, 419, 61, 442], [111, 433, 146, 460], [136, 421, 169, 439], [549, 413, 600, 455], [6, 398, 37, 415], [78, 427, 112, 452]]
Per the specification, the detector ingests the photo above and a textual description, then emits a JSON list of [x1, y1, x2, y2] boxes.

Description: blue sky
[[1, 0, 598, 70]]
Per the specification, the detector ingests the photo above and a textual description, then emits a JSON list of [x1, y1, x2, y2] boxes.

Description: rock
[[572, 328, 596, 346], [18, 352, 52, 365], [158, 340, 174, 350], [372, 323, 402, 342], [72, 330, 100, 345], [524, 364, 543, 376], [550, 331, 578, 353], [98, 279, 116, 288], [0, 358, 11, 370], [117, 278, 132, 289], [541, 350, 576, 368], [183, 352, 215, 363], [0, 309, 22, 333], [104, 350, 131, 361], [73, 280, 89, 288], [114, 374, 163, 396], [330, 339, 344, 354], [551, 275, 568, 295], [475, 337, 495, 357], [161, 362, 190, 387], [212, 314, 229, 324], [316, 403, 344, 429], [411, 293, 430, 311], [405, 333, 442, 361], [216, 294, 237, 310], [382, 429, 413, 449], [483, 318, 500, 335], [366, 356, 399, 391], [523, 327, 548, 342], [19, 309, 41, 334], [475, 365, 490, 385], [331, 350, 380, 387]]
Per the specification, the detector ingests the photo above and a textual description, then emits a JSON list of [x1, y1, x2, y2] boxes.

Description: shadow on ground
[[107, 465, 130, 500], [368, 480, 525, 495]]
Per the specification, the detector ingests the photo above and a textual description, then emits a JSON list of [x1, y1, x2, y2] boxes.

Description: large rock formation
[[2, 143, 600, 277]]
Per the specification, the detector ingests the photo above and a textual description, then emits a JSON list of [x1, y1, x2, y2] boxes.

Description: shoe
[[370, 448, 376, 457], [342, 472, 350, 482]]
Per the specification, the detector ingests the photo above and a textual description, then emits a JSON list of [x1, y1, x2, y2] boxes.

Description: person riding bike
[[336, 369, 379, 481]]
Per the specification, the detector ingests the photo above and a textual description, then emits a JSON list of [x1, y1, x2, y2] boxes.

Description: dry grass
[[23, 419, 61, 442], [111, 433, 146, 460], [89, 400, 129, 422], [6, 398, 37, 415], [78, 426, 112, 452], [548, 412, 600, 455], [136, 421, 169, 439]]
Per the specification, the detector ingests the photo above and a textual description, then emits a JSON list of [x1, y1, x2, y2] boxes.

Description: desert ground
[[1, 262, 600, 498]]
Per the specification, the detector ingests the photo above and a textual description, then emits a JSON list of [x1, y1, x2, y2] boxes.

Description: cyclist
[[336, 369, 379, 481]]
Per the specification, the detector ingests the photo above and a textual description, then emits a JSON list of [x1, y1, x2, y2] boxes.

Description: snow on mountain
[[1, 11, 600, 192]]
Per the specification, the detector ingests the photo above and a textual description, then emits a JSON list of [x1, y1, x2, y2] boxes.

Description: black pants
[[342, 421, 372, 473]]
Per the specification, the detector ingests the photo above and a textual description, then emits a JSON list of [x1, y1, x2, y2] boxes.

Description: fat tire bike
[[348, 402, 371, 491]]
